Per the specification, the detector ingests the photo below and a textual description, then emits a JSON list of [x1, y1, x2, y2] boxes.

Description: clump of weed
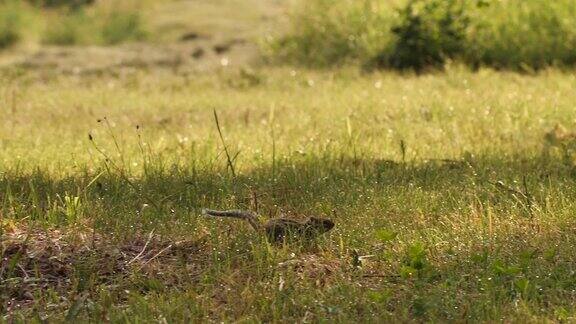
[[400, 242, 433, 279]]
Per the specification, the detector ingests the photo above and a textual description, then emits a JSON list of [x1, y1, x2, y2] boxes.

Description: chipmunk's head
[[306, 217, 335, 232]]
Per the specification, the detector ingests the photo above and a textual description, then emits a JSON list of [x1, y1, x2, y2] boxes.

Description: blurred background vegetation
[[1, 0, 575, 72], [0, 0, 147, 47], [269, 0, 576, 72]]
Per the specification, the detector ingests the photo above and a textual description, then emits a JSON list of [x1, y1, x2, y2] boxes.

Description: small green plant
[[375, 229, 397, 242], [410, 296, 428, 317], [367, 289, 390, 304], [45, 193, 84, 224], [63, 194, 83, 222], [400, 242, 430, 279], [491, 260, 521, 276], [513, 278, 531, 296], [471, 248, 489, 265]]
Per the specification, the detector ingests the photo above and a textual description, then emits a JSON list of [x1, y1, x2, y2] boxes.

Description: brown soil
[[1, 225, 208, 310]]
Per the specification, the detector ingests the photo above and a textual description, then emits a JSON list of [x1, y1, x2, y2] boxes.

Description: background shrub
[[27, 0, 94, 9], [100, 10, 147, 45], [383, 0, 473, 71], [40, 2, 148, 46], [466, 0, 576, 70], [271, 0, 576, 71], [0, 2, 24, 49], [267, 0, 398, 67], [42, 11, 94, 45]]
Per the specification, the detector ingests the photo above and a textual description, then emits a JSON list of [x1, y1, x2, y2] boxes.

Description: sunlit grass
[[1, 66, 576, 321]]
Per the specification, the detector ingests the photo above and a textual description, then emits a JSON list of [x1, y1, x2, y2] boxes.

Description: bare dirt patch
[[0, 225, 209, 311], [9, 40, 258, 75]]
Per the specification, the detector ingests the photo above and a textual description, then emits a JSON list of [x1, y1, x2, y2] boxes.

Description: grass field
[[2, 0, 576, 322], [1, 66, 576, 322]]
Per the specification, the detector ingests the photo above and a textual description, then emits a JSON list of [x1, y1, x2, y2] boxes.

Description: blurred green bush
[[0, 0, 148, 48], [42, 10, 93, 45], [43, 3, 148, 46], [383, 0, 473, 71], [101, 10, 147, 45], [270, 0, 576, 71], [0, 1, 24, 49], [27, 0, 94, 9]]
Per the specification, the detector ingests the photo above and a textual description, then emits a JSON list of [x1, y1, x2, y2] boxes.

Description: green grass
[[1, 66, 576, 321], [270, 0, 576, 71]]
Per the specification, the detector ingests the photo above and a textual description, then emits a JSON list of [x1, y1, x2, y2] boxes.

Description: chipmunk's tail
[[202, 209, 262, 231]]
